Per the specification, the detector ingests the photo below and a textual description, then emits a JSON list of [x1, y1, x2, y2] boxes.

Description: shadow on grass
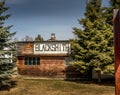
[[0, 80, 17, 91], [65, 78, 115, 87]]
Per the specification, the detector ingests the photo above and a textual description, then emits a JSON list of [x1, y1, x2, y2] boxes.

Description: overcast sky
[[4, 0, 109, 40]]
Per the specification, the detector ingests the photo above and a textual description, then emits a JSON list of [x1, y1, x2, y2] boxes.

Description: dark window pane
[[25, 57, 28, 65], [31, 57, 33, 65], [29, 57, 32, 65], [37, 57, 40, 65], [33, 57, 36, 65]]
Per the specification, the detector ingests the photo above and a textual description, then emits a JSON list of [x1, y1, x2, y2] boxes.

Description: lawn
[[0, 78, 115, 95]]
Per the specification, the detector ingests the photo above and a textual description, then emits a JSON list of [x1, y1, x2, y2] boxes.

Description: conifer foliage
[[34, 34, 44, 41], [0, 0, 16, 89], [70, 0, 114, 82], [103, 0, 120, 25]]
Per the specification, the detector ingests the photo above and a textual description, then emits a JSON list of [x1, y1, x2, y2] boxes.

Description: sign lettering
[[34, 42, 71, 54]]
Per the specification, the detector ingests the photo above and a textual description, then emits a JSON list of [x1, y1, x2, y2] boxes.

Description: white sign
[[34, 42, 71, 54]]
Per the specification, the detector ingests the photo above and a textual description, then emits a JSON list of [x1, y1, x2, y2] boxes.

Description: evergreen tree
[[103, 0, 120, 25], [0, 0, 16, 89], [34, 34, 44, 41], [70, 0, 114, 82]]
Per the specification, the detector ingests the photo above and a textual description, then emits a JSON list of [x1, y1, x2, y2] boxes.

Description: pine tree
[[34, 34, 44, 41], [103, 0, 120, 25], [0, 0, 16, 89], [70, 0, 114, 82]]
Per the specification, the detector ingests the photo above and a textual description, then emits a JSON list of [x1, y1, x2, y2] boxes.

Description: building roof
[[17, 40, 70, 43]]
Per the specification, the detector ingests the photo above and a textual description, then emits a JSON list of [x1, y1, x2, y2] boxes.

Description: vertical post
[[114, 9, 120, 95]]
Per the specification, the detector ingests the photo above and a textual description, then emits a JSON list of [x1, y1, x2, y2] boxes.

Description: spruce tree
[[70, 0, 114, 82], [0, 0, 16, 89], [34, 34, 44, 41], [103, 0, 120, 25]]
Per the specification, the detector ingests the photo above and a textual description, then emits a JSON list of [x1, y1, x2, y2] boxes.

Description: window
[[37, 57, 40, 65], [33, 57, 36, 65], [24, 57, 40, 65], [25, 57, 28, 65]]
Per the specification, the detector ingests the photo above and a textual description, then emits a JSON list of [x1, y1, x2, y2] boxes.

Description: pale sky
[[4, 0, 109, 40]]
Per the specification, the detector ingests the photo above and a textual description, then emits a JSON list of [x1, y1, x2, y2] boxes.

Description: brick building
[[16, 34, 77, 78]]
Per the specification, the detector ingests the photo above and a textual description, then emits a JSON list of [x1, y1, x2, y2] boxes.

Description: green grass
[[0, 78, 115, 95]]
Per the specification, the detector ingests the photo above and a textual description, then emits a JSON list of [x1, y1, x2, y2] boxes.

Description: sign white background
[[34, 42, 71, 54]]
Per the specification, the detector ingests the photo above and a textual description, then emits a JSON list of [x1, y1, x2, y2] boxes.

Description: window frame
[[24, 56, 40, 66]]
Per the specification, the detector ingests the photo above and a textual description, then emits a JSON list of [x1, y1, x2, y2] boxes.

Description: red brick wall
[[18, 56, 66, 77], [17, 56, 82, 78]]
